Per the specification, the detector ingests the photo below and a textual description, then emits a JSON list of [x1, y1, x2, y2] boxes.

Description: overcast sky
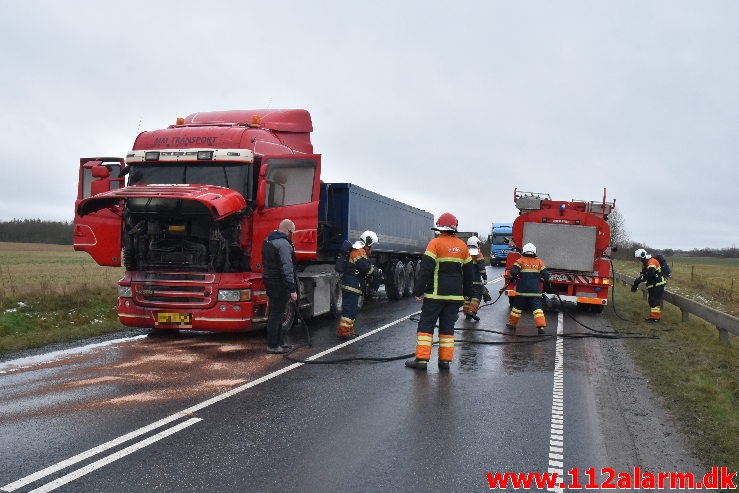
[[1, 1, 737, 250]]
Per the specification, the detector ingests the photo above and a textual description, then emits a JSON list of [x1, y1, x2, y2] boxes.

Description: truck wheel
[[385, 260, 406, 300], [281, 300, 296, 333], [590, 304, 604, 314], [403, 261, 415, 297], [330, 282, 343, 318]]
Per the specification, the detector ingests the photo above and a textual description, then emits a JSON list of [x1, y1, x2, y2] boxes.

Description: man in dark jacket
[[406, 212, 474, 371], [261, 219, 298, 354]]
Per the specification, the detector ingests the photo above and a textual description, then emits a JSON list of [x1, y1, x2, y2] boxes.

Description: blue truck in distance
[[488, 222, 513, 266]]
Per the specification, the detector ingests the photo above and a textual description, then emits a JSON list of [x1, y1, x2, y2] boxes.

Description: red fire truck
[[73, 109, 433, 332], [504, 189, 615, 313]]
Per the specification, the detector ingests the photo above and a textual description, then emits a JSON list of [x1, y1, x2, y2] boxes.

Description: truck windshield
[[492, 234, 510, 245], [128, 163, 252, 199]]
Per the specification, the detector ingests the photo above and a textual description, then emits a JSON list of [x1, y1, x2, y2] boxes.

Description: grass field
[[0, 242, 125, 352]]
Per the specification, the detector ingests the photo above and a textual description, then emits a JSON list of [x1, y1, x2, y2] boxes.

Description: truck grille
[[132, 272, 216, 307]]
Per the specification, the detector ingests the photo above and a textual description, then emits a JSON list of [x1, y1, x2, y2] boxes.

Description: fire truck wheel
[[385, 259, 406, 300], [403, 261, 415, 297], [590, 304, 604, 314]]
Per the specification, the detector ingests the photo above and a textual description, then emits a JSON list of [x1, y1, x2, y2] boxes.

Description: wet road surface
[[0, 268, 702, 492]]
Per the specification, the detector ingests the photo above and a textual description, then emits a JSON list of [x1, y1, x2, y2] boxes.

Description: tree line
[[0, 219, 73, 245]]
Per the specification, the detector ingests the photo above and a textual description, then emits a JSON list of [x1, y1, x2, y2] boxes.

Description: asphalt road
[[0, 268, 705, 492]]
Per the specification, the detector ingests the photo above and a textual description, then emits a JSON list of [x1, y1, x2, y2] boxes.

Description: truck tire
[[281, 300, 296, 333], [403, 260, 415, 297], [385, 259, 406, 300], [330, 281, 343, 318]]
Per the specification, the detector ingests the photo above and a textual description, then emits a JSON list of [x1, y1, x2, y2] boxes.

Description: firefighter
[[631, 248, 667, 323], [337, 230, 383, 339], [505, 242, 551, 334], [463, 235, 487, 321], [406, 212, 474, 371]]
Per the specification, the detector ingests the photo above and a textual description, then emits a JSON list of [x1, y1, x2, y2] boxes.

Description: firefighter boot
[[337, 316, 356, 339], [405, 359, 428, 371], [438, 360, 451, 371]]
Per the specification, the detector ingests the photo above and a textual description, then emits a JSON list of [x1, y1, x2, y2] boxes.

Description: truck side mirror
[[91, 165, 110, 178], [255, 179, 266, 209]]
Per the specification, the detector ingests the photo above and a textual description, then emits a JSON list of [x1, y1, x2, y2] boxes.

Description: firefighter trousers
[[414, 299, 462, 363]]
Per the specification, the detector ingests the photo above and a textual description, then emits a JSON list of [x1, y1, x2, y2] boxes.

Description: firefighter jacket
[[341, 247, 378, 295], [509, 255, 549, 297], [413, 233, 474, 301], [637, 258, 667, 289], [261, 230, 297, 293]]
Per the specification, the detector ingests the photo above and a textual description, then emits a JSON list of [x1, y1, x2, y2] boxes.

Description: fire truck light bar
[[126, 149, 255, 164]]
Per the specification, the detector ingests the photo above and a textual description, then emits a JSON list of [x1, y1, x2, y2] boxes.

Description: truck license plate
[[157, 312, 191, 325]]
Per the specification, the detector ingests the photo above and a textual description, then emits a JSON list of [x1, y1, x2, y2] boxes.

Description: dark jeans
[[417, 299, 462, 336], [264, 278, 289, 348]]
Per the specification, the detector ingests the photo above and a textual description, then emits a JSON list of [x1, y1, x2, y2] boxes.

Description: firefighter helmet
[[353, 230, 378, 249], [522, 243, 537, 256], [634, 248, 650, 260], [466, 236, 481, 255], [433, 212, 458, 232]]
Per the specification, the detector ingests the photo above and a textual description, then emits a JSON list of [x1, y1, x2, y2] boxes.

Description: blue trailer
[[488, 222, 513, 266], [313, 182, 434, 304]]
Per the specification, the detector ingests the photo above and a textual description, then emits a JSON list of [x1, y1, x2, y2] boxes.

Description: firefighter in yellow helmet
[[337, 231, 382, 339], [506, 242, 551, 334], [406, 213, 474, 371], [462, 235, 487, 321]]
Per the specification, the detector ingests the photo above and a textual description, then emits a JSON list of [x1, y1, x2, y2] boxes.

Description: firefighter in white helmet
[[462, 236, 487, 321], [337, 230, 382, 339], [631, 248, 667, 323], [506, 242, 551, 334]]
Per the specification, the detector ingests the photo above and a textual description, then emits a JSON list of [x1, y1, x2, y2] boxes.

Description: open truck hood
[[77, 184, 247, 220]]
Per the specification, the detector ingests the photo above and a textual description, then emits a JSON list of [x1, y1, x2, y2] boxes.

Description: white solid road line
[[547, 311, 566, 493], [28, 418, 203, 493]]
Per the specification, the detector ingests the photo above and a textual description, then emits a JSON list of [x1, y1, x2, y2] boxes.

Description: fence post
[[718, 326, 730, 346]]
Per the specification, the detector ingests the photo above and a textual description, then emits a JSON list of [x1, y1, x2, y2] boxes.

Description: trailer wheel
[[330, 281, 343, 318], [403, 261, 415, 297], [385, 259, 406, 300]]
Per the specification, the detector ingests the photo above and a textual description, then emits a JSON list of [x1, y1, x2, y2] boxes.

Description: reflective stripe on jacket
[[510, 256, 549, 297], [341, 248, 376, 294], [640, 257, 667, 289]]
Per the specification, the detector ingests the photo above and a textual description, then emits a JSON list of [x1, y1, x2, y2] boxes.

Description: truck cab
[[488, 222, 513, 267]]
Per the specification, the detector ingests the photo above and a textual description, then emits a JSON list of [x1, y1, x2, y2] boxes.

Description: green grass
[[0, 287, 125, 354], [606, 280, 738, 472], [0, 242, 126, 354]]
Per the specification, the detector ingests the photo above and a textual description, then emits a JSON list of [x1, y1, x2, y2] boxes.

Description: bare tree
[[607, 208, 630, 247]]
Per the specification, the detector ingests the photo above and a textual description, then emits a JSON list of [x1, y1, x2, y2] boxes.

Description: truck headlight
[[218, 289, 251, 302], [118, 286, 133, 298]]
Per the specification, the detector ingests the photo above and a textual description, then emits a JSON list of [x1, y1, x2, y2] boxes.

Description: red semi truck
[[73, 109, 433, 332], [504, 189, 615, 313]]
